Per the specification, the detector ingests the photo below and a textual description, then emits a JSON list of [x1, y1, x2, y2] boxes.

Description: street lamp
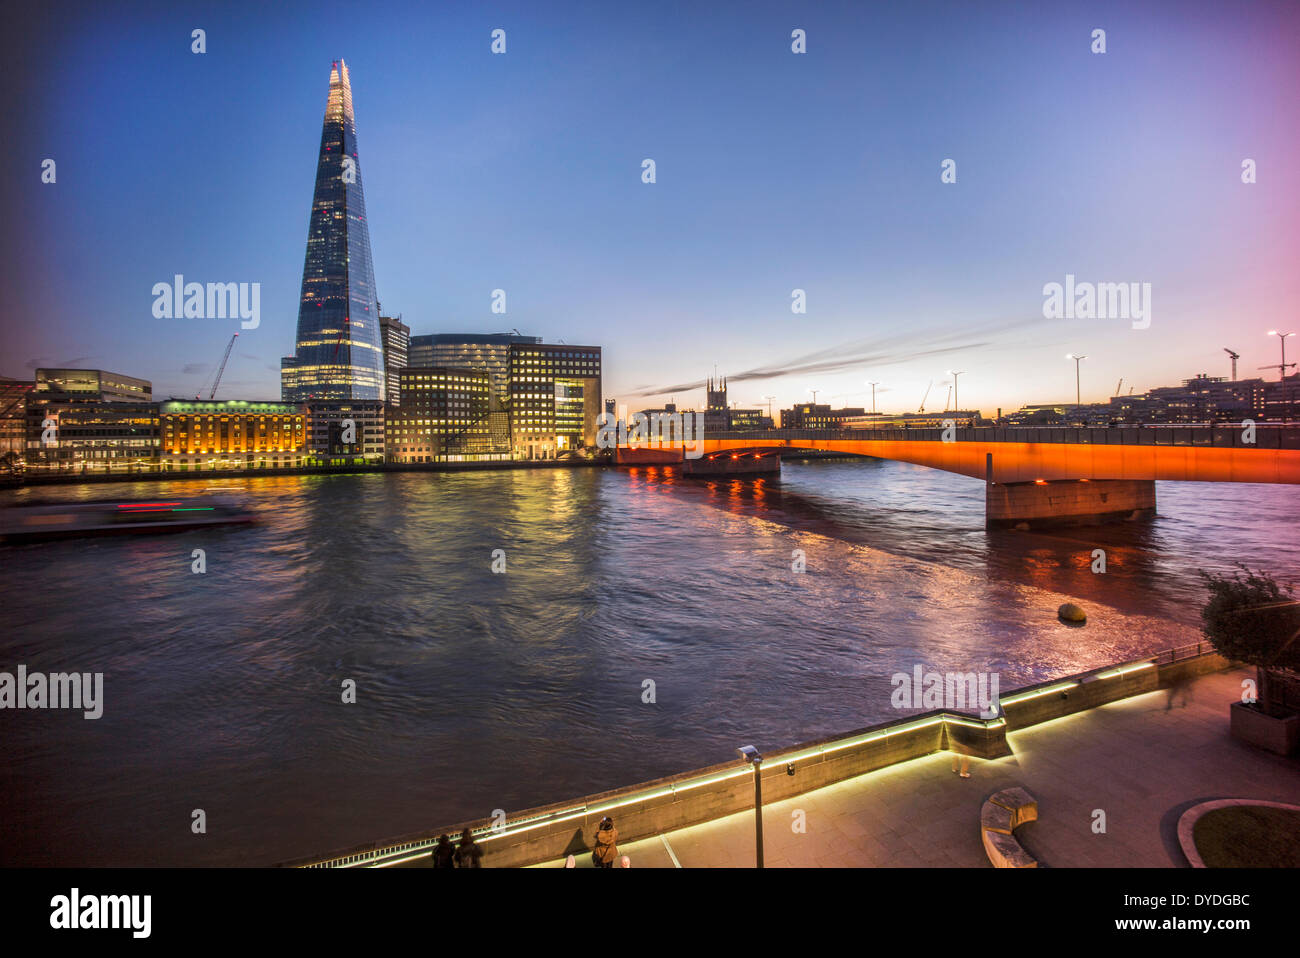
[[1267, 331, 1297, 421], [1265, 330, 1296, 381], [736, 745, 764, 868], [1066, 354, 1087, 407], [947, 371, 964, 412], [867, 381, 880, 414]]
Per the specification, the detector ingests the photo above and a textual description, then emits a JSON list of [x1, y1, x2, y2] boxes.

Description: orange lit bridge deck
[[618, 425, 1300, 528]]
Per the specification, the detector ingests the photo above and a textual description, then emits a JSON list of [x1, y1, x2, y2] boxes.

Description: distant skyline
[[2, 0, 1298, 415]]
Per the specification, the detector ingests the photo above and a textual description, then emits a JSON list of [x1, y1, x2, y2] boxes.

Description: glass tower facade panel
[[282, 60, 385, 402]]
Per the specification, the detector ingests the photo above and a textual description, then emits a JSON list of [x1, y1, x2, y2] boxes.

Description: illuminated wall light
[[999, 681, 1078, 705], [1095, 662, 1155, 680]]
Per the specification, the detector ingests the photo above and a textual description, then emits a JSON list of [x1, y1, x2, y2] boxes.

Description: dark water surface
[[1, 461, 1295, 865]]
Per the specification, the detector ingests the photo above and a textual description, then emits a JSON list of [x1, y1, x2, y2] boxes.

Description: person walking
[[592, 817, 618, 868], [455, 828, 483, 868], [431, 834, 456, 869]]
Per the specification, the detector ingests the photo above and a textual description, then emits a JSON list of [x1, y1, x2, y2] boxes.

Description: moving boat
[[0, 496, 256, 543]]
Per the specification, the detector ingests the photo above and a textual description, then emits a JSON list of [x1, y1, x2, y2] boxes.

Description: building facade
[[508, 342, 602, 458], [780, 404, 867, 429], [34, 368, 152, 403], [1005, 372, 1299, 426], [0, 377, 34, 465], [281, 60, 386, 403], [25, 401, 161, 473], [305, 400, 386, 464], [409, 331, 539, 404], [408, 332, 539, 456], [386, 367, 501, 462], [159, 400, 307, 471], [379, 315, 410, 407], [841, 411, 981, 429]]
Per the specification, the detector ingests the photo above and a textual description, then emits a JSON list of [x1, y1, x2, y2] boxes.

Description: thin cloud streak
[[628, 317, 1044, 397]]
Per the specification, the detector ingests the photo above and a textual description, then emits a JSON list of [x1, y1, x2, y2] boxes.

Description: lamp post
[[1266, 330, 1296, 381], [1266, 331, 1297, 421], [737, 745, 764, 868], [1066, 354, 1087, 407], [947, 371, 964, 412]]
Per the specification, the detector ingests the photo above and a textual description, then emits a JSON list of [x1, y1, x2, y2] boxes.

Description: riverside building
[[159, 400, 306, 471], [25, 400, 160, 473], [508, 342, 602, 459], [305, 400, 386, 465], [386, 367, 502, 462], [0, 377, 34, 463]]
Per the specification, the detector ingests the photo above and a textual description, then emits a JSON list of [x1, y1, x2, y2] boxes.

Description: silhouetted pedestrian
[[431, 834, 456, 869], [1165, 679, 1194, 711], [455, 828, 483, 868], [593, 816, 618, 868]]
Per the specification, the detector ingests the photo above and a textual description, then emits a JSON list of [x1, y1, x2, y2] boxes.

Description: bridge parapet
[[707, 424, 1300, 449]]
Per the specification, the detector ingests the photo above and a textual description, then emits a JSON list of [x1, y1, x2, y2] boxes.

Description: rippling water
[[0, 461, 1295, 865]]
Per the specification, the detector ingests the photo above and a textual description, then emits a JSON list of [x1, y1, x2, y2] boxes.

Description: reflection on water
[[0, 461, 1295, 866]]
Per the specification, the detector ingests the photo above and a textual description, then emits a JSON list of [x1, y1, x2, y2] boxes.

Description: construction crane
[[201, 333, 239, 400], [943, 384, 953, 411], [918, 380, 933, 413], [1115, 378, 1123, 397], [1224, 348, 1239, 380]]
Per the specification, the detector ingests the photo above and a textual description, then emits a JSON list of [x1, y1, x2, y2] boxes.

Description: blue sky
[[4, 0, 1298, 414]]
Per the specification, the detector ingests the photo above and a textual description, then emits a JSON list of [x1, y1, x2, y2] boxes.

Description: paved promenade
[[534, 669, 1299, 868]]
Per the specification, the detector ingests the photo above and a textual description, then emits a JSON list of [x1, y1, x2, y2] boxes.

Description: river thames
[[1, 460, 1296, 865]]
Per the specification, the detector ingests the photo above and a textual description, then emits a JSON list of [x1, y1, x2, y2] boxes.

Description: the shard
[[281, 60, 385, 402]]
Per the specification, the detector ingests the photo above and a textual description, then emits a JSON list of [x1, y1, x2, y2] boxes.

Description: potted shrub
[[1200, 566, 1300, 756]]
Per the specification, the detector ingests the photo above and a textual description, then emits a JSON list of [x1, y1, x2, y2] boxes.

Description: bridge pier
[[985, 479, 1156, 530], [681, 452, 781, 477]]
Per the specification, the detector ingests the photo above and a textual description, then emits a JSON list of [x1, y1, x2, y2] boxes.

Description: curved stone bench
[[980, 787, 1039, 868]]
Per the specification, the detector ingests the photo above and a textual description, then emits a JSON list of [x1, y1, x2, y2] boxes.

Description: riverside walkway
[[529, 669, 1297, 868]]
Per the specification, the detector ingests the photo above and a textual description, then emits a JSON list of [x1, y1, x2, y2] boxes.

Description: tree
[[1200, 566, 1300, 716]]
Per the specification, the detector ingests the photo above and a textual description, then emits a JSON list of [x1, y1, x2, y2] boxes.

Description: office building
[[508, 342, 602, 459], [386, 367, 501, 462], [0, 378, 34, 463], [379, 315, 409, 407], [408, 332, 540, 456], [25, 400, 160, 473], [281, 60, 385, 403], [34, 368, 152, 403], [306, 400, 386, 464], [780, 404, 867, 430]]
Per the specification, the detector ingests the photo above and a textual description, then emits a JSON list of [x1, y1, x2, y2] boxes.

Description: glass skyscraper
[[282, 60, 385, 403]]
